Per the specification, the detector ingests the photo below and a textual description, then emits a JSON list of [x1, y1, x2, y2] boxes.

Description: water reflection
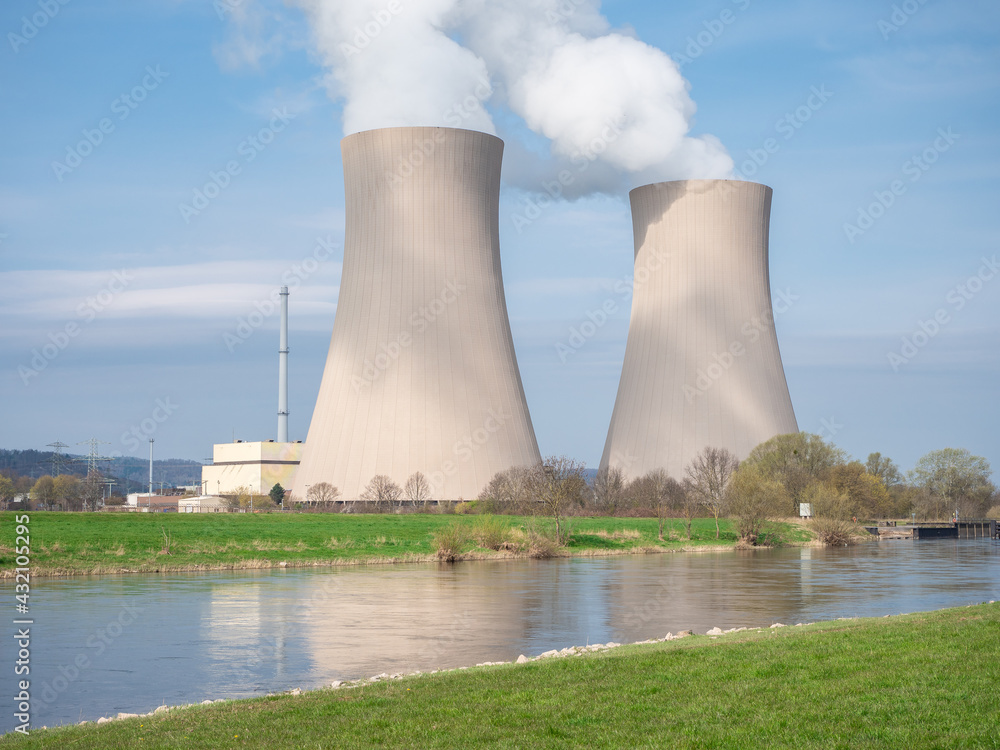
[[3, 540, 998, 732]]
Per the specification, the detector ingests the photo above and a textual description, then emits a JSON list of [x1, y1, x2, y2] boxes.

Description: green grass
[[0, 512, 812, 577], [5, 603, 997, 748]]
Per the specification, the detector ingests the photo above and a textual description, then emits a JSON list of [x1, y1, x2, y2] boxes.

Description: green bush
[[432, 522, 468, 561], [471, 515, 514, 551]]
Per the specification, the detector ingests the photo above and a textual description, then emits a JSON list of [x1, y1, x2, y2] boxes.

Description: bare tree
[[479, 465, 538, 514], [306, 481, 341, 509], [404, 472, 432, 509], [684, 447, 740, 538], [535, 456, 587, 545], [628, 469, 678, 540], [360, 475, 402, 512], [593, 465, 627, 515]]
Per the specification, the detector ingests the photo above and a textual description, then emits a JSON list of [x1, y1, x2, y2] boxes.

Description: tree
[[54, 474, 84, 511], [684, 447, 739, 538], [360, 475, 402, 511], [306, 481, 341, 508], [80, 473, 103, 512], [593, 465, 627, 515], [909, 448, 994, 519], [742, 432, 847, 513], [404, 472, 432, 508], [866, 452, 903, 488], [30, 475, 56, 509], [479, 466, 537, 513], [535, 456, 587, 545], [0, 475, 15, 510], [627, 469, 674, 540], [724, 464, 788, 545], [803, 482, 854, 521], [269, 483, 286, 508], [827, 462, 892, 520]]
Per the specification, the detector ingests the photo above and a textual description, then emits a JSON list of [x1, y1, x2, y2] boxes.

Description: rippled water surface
[[3, 538, 998, 732]]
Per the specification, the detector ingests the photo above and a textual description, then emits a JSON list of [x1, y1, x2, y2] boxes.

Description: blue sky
[[1, 0, 997, 479]]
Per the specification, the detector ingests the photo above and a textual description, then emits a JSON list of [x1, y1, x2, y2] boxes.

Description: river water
[[4, 539, 999, 733]]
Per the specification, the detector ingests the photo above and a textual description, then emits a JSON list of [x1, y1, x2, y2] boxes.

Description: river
[[3, 538, 998, 732]]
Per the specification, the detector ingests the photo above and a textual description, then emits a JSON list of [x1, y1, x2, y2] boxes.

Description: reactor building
[[292, 127, 541, 502], [600, 179, 798, 481]]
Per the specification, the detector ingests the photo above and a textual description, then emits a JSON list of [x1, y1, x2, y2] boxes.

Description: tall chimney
[[601, 179, 798, 481], [278, 285, 289, 443], [293, 127, 541, 502]]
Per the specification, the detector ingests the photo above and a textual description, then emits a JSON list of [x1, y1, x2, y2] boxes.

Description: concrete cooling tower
[[293, 127, 541, 502], [600, 179, 798, 481]]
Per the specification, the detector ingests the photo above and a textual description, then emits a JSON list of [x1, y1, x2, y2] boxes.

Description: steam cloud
[[292, 0, 734, 192]]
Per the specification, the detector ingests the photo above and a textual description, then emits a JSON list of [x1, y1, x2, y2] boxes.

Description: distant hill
[[0, 448, 203, 492]]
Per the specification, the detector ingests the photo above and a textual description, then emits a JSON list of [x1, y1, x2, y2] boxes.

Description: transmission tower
[[77, 438, 112, 475], [47, 441, 71, 475], [77, 438, 112, 511]]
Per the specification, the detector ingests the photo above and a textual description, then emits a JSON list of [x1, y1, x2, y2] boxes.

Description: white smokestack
[[278, 285, 289, 443]]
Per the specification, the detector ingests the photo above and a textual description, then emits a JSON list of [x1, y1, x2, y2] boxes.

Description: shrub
[[472, 515, 514, 551], [986, 505, 1000, 520], [520, 519, 560, 559], [432, 522, 468, 562], [811, 517, 864, 546]]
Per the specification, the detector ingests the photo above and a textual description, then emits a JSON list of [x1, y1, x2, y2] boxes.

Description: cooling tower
[[600, 179, 798, 481], [293, 127, 541, 502]]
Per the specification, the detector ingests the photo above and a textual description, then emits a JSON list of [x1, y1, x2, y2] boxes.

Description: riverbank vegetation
[[4, 602, 997, 748], [0, 511, 813, 578]]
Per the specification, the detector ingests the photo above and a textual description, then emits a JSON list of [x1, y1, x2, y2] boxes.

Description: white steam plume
[[292, 0, 733, 189]]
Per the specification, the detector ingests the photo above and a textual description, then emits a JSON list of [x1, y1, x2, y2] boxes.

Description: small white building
[[201, 440, 304, 497], [178, 495, 228, 513]]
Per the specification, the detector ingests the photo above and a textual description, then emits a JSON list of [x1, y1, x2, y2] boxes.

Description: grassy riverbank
[[5, 603, 997, 748], [0, 511, 813, 577]]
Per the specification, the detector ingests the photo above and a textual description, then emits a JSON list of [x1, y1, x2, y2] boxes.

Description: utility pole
[[148, 438, 154, 499]]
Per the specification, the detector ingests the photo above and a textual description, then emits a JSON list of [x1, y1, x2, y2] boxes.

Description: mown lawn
[[0, 511, 811, 577], [4, 603, 997, 749]]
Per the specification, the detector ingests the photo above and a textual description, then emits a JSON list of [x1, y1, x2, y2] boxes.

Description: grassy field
[[0, 511, 813, 577], [4, 603, 996, 748]]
